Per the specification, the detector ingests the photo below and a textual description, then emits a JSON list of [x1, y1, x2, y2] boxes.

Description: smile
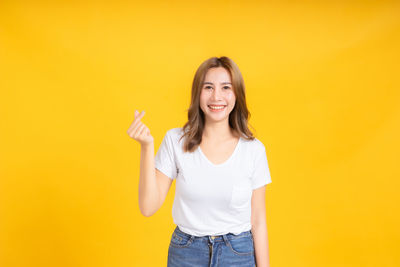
[[208, 105, 226, 111]]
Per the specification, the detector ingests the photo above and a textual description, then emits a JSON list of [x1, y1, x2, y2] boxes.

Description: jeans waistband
[[174, 226, 252, 242]]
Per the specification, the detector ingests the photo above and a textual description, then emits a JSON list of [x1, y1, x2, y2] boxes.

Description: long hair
[[179, 56, 255, 152]]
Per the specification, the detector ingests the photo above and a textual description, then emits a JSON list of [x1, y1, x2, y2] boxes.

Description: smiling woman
[[128, 56, 272, 267]]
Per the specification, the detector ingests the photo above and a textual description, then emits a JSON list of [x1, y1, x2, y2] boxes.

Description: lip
[[208, 105, 226, 112]]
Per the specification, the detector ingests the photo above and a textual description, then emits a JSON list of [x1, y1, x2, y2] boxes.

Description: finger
[[127, 120, 142, 135], [134, 124, 146, 139], [138, 124, 147, 137], [130, 111, 146, 129], [133, 110, 145, 124], [130, 121, 144, 135], [135, 110, 145, 119]]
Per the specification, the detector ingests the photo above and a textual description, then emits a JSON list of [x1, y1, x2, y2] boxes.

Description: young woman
[[127, 56, 272, 266]]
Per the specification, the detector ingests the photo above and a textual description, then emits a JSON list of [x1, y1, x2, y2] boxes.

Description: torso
[[155, 127, 272, 236], [199, 132, 241, 165]]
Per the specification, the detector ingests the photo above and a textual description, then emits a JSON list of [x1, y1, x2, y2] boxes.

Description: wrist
[[141, 141, 154, 149]]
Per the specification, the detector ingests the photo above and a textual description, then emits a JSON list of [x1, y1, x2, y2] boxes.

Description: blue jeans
[[167, 226, 256, 267]]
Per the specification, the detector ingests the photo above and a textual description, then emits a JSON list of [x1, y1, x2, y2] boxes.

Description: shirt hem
[[177, 224, 252, 237]]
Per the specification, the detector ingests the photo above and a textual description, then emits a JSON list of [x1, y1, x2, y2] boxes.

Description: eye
[[223, 86, 231, 90], [205, 86, 213, 89]]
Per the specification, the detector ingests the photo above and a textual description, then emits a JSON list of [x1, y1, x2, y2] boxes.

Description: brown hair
[[178, 56, 256, 153]]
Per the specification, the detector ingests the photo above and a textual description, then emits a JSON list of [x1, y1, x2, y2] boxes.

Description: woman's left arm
[[251, 185, 270, 267]]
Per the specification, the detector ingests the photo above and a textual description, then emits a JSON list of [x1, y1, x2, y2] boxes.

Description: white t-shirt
[[154, 127, 272, 236]]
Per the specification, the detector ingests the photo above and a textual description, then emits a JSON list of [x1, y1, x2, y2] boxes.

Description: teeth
[[209, 105, 225, 110]]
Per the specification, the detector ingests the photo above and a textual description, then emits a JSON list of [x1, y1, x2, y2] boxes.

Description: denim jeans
[[167, 226, 255, 267]]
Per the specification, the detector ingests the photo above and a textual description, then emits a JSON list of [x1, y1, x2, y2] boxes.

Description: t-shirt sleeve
[[250, 144, 272, 189], [154, 130, 178, 180]]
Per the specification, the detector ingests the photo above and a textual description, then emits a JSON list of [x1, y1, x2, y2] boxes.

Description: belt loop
[[222, 234, 229, 247]]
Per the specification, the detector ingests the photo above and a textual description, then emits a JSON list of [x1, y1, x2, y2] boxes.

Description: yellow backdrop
[[1, 1, 399, 266]]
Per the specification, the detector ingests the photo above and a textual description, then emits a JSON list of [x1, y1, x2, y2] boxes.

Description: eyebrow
[[203, 82, 232, 85]]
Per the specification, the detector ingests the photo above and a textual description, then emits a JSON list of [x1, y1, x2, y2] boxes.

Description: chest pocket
[[229, 179, 252, 210]]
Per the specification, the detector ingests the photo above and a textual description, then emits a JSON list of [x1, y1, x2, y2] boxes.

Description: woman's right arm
[[139, 142, 174, 216], [127, 110, 173, 217]]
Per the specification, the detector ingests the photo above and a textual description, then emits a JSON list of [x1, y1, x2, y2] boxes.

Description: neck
[[202, 119, 237, 142]]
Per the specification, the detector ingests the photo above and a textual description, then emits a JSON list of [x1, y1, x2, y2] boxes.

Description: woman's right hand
[[127, 110, 154, 146]]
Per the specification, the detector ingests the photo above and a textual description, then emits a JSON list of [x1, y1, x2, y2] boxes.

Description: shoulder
[[166, 127, 183, 138], [164, 127, 185, 145], [242, 136, 266, 153]]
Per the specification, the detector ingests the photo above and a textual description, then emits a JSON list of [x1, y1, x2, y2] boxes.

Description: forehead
[[203, 67, 231, 83]]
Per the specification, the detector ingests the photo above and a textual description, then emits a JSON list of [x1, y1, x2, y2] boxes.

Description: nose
[[211, 87, 222, 100]]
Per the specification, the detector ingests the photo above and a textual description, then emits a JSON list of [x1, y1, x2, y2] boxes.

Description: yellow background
[[1, 1, 399, 266]]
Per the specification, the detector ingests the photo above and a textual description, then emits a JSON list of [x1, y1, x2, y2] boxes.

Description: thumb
[[134, 110, 139, 117]]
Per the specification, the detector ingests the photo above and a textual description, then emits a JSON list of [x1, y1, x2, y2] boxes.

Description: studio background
[[1, 1, 399, 266]]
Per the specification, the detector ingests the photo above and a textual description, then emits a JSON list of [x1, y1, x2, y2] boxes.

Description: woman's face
[[199, 67, 236, 124]]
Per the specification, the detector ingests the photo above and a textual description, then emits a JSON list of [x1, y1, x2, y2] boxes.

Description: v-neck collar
[[198, 137, 242, 167]]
